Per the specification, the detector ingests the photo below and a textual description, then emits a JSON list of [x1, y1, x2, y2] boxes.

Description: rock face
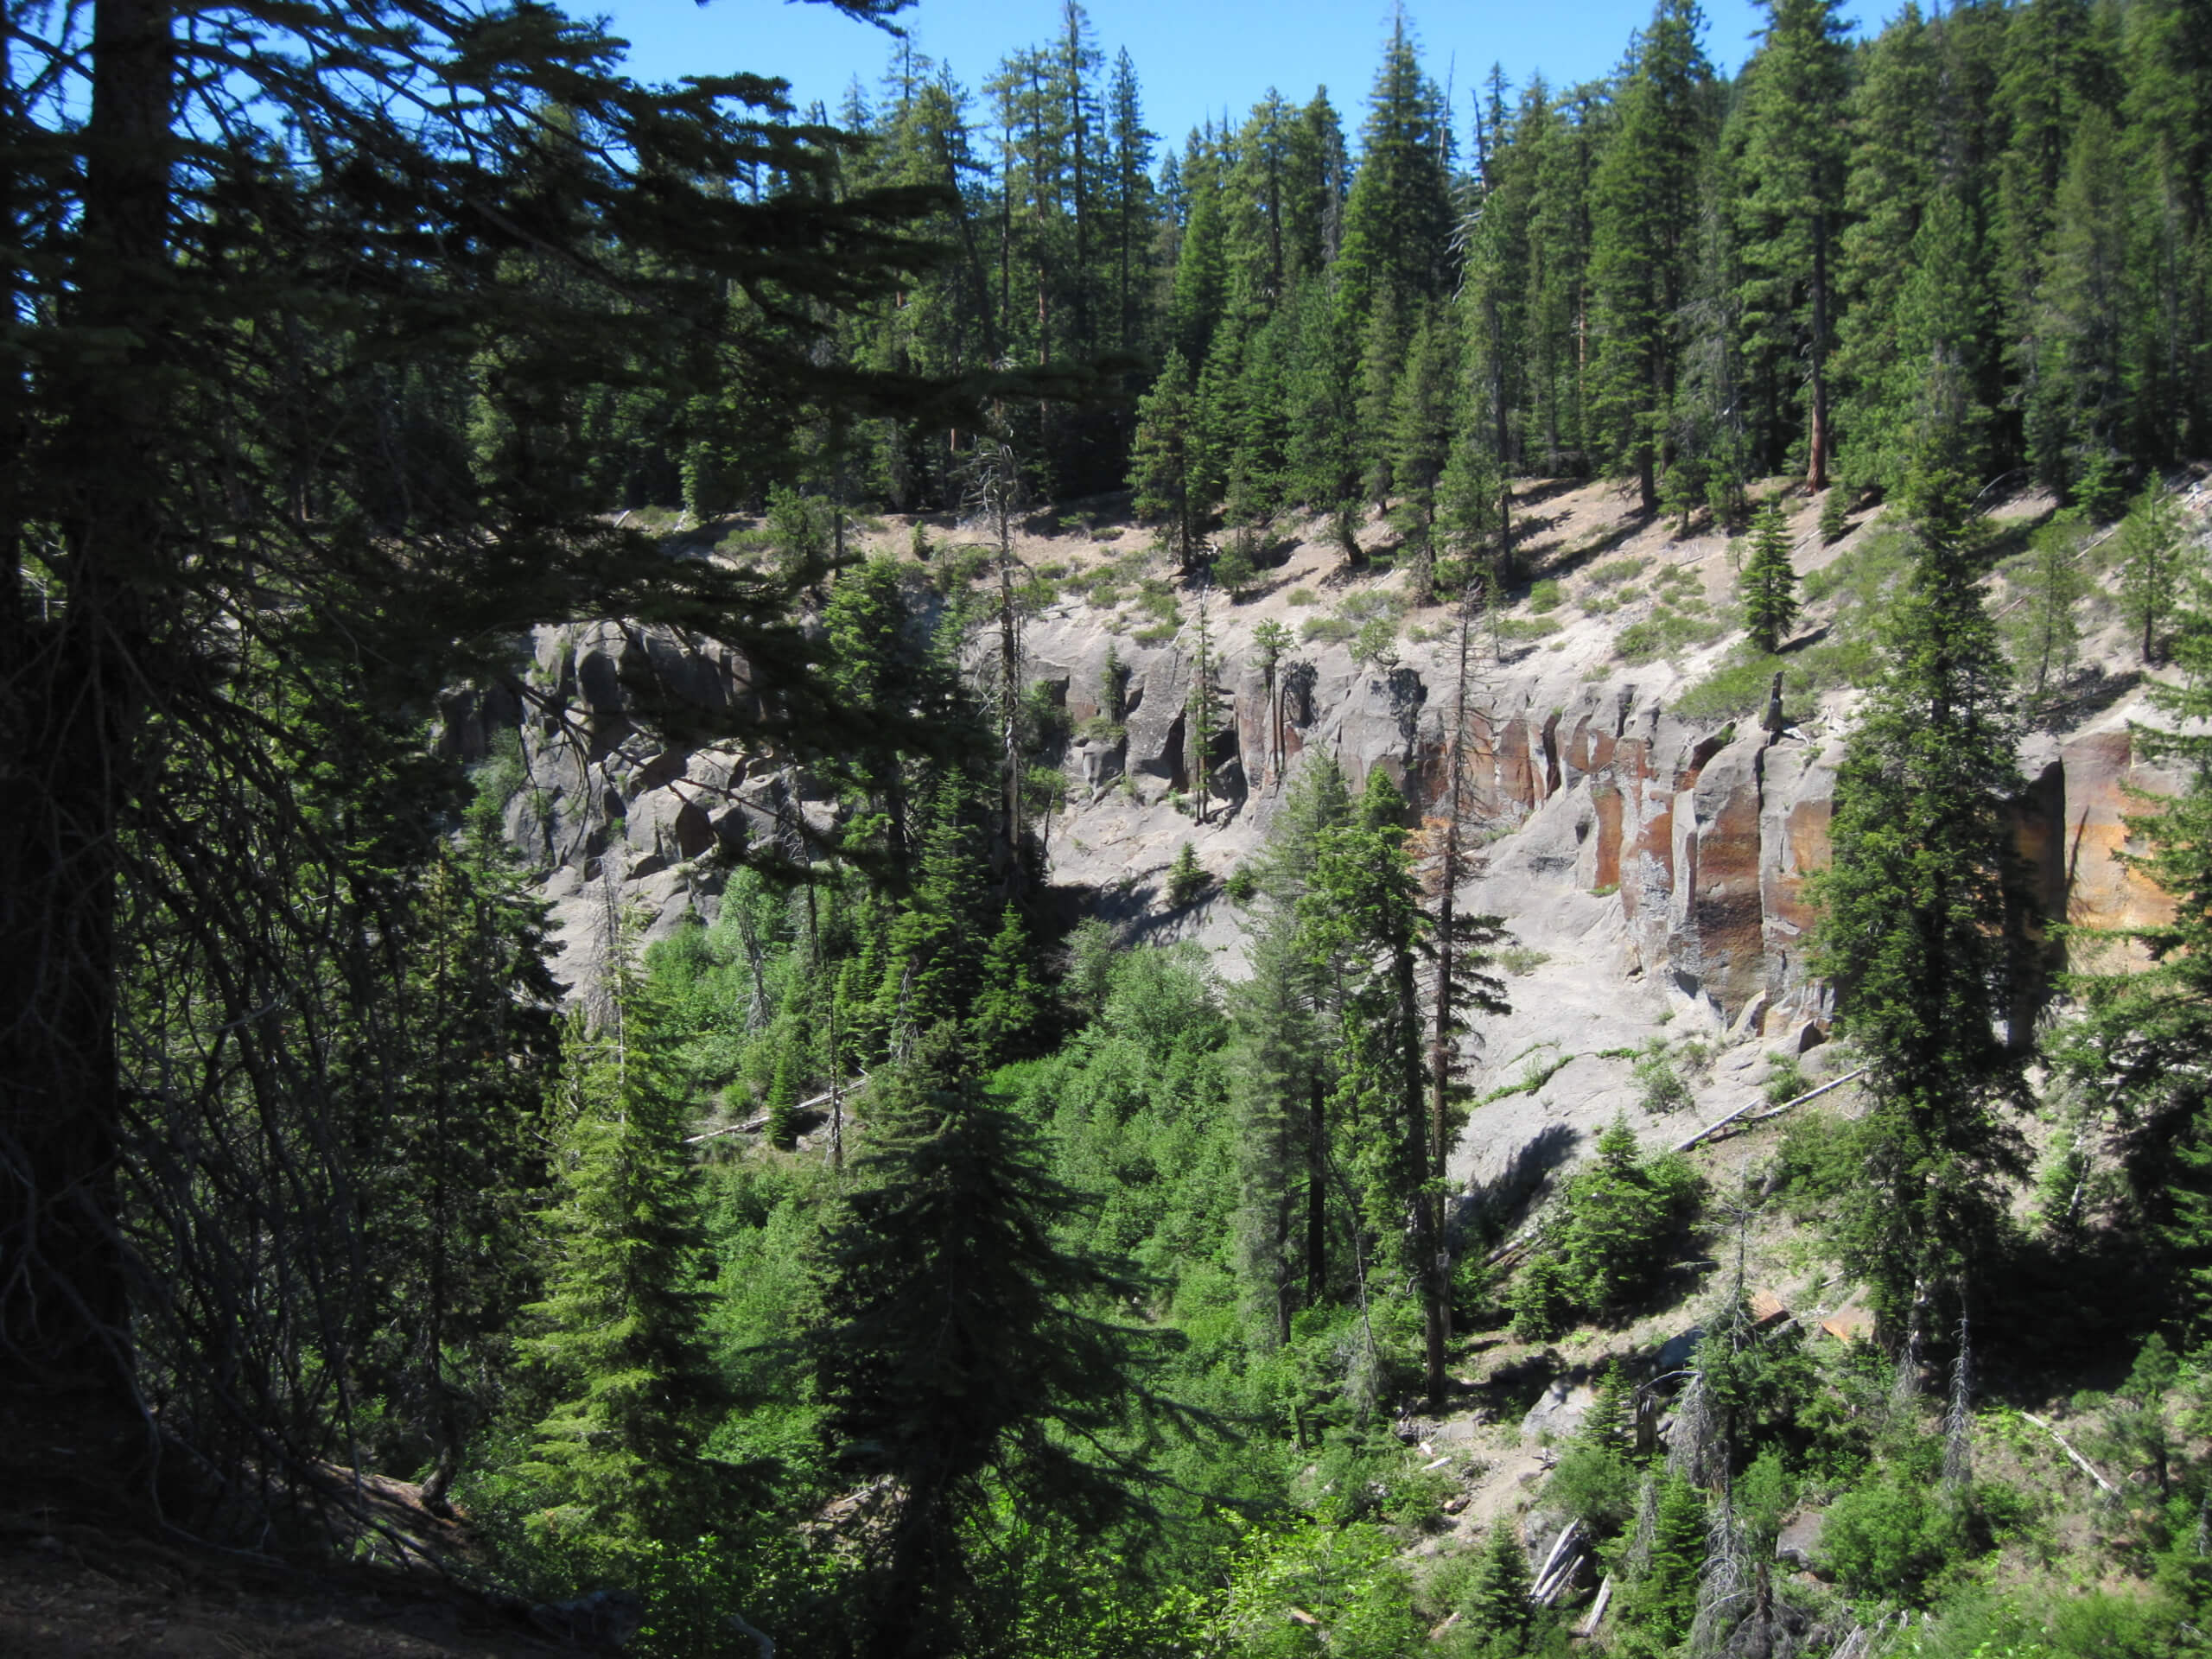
[[473, 592, 2178, 1021], [461, 537, 2185, 1195]]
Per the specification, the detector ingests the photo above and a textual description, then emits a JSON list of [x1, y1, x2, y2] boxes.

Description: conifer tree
[[2120, 482, 2189, 664], [1459, 1520, 1535, 1644], [2010, 523, 2087, 716], [1230, 755, 1357, 1331], [766, 1042, 804, 1151], [2051, 512, 2212, 1319], [810, 1065, 1160, 1655], [1386, 308, 1459, 602], [1334, 16, 1457, 331], [1732, 0, 1853, 486], [969, 906, 1044, 1066], [1740, 498, 1802, 653], [1809, 458, 2028, 1345], [520, 944, 724, 1544], [1831, 4, 1946, 490], [1623, 1472, 1707, 1642], [1187, 582, 1229, 822], [1285, 277, 1363, 513], [1252, 620, 1294, 786], [1130, 350, 1216, 572], [1304, 769, 1497, 1405], [1590, 0, 1716, 512], [2029, 108, 2133, 509]]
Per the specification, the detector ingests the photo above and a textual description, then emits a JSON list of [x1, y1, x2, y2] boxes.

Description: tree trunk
[[1806, 209, 1830, 492], [0, 0, 173, 1411], [1305, 1074, 1327, 1305]]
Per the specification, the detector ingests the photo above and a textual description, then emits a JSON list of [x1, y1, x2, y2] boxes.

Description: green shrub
[[1763, 1051, 1810, 1107], [1509, 1116, 1700, 1336], [1545, 1441, 1637, 1531], [1498, 615, 1564, 642], [1586, 556, 1650, 588], [1817, 1477, 1963, 1603], [1166, 842, 1209, 906], [1769, 1108, 1864, 1220], [1349, 614, 1401, 668], [1615, 607, 1724, 664], [1224, 865, 1259, 904], [1529, 578, 1564, 613], [1287, 586, 1319, 607], [1300, 614, 1355, 645], [1673, 652, 1797, 721], [1136, 577, 1180, 624], [1633, 1043, 1694, 1114]]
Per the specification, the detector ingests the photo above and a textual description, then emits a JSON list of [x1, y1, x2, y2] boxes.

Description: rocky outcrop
[[465, 561, 2181, 1054]]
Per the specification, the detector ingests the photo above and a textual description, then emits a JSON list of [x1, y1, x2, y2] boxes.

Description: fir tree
[[1459, 1519, 1534, 1644], [520, 967, 724, 1543], [1732, 0, 1853, 486], [1130, 350, 1216, 573], [1622, 1471, 1707, 1643], [1818, 485, 1851, 545], [765, 1042, 804, 1151], [2120, 482, 2189, 664], [1167, 841, 1209, 907], [1809, 459, 2028, 1344], [1740, 497, 1802, 653], [1187, 582, 1229, 822], [2008, 522, 2088, 717], [1334, 16, 1458, 330], [969, 906, 1044, 1067], [1590, 0, 1716, 512], [810, 1066, 1160, 1655], [2029, 108, 2134, 509]]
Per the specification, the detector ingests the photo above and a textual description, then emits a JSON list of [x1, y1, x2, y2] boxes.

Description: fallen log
[[1671, 1067, 1868, 1153], [1579, 1574, 1612, 1637], [2019, 1411, 2120, 1497], [685, 1073, 871, 1144]]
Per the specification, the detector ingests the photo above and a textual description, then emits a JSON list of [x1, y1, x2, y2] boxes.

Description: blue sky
[[590, 2, 1853, 160]]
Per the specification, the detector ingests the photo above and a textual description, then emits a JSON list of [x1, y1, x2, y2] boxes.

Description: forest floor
[[0, 1404, 589, 1658], [0, 1535, 580, 1657]]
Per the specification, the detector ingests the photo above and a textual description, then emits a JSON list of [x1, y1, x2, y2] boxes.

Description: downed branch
[[686, 1073, 872, 1144], [1671, 1066, 1867, 1152], [2018, 1411, 2120, 1497], [1580, 1574, 1613, 1637]]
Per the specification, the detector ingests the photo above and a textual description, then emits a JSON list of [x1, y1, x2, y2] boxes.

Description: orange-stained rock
[[1820, 1304, 1875, 1344], [2063, 728, 2180, 940], [1592, 786, 1624, 893], [1687, 731, 1770, 1018]]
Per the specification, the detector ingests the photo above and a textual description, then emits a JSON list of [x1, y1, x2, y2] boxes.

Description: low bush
[[1508, 1116, 1700, 1338]]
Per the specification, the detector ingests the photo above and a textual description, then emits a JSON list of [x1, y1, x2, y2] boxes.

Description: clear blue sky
[[591, 2, 1855, 160]]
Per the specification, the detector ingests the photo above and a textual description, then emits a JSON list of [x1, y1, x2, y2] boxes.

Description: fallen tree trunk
[[1672, 1067, 1867, 1153]]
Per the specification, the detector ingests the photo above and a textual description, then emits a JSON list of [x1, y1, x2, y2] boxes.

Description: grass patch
[[1528, 578, 1564, 613], [1135, 577, 1180, 626], [1286, 586, 1319, 607], [1615, 606, 1725, 664], [1585, 555, 1650, 589], [1300, 615, 1356, 645], [1498, 615, 1564, 643]]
